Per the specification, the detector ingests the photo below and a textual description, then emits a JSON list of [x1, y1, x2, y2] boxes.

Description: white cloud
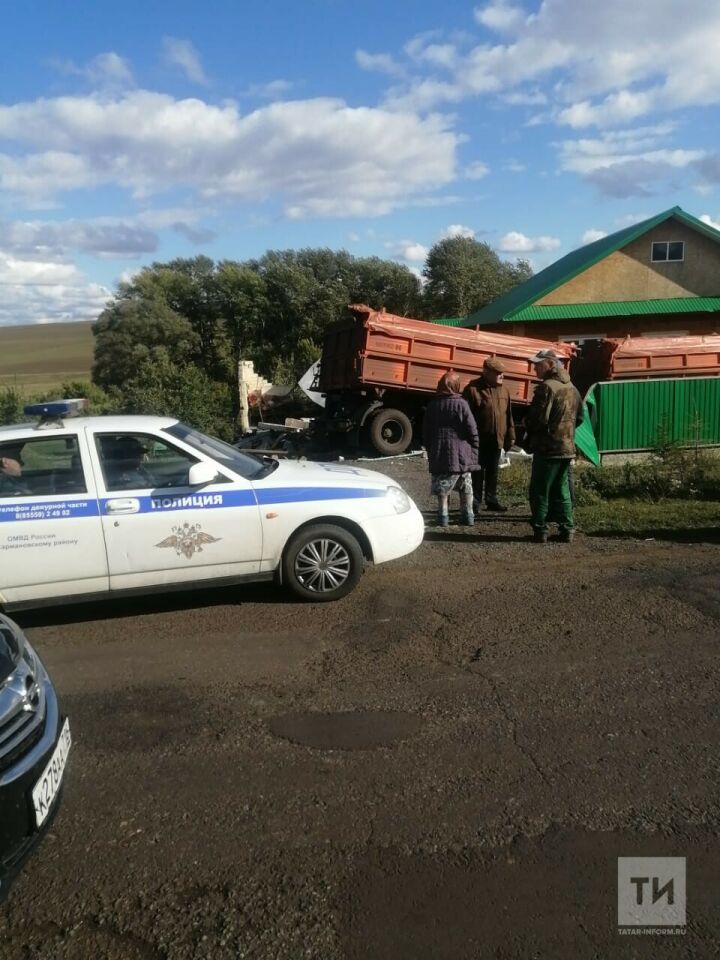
[[0, 92, 461, 218], [385, 240, 428, 264], [244, 79, 294, 99], [392, 240, 429, 262], [504, 159, 526, 172], [403, 35, 458, 70], [355, 50, 404, 77], [0, 152, 101, 205], [501, 89, 547, 106], [440, 224, 475, 239], [50, 52, 134, 90], [614, 212, 650, 227], [700, 214, 720, 232], [1, 217, 158, 259], [497, 231, 561, 252], [383, 78, 464, 113], [557, 127, 704, 197], [377, 1, 720, 130], [161, 37, 208, 85], [474, 2, 527, 34], [557, 89, 657, 129], [464, 160, 490, 180], [171, 222, 215, 244], [581, 228, 607, 244], [0, 251, 110, 325], [693, 182, 714, 196], [560, 139, 701, 176]]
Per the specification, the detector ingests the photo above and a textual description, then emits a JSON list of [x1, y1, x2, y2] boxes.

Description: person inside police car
[[101, 436, 154, 490], [0, 442, 29, 496]]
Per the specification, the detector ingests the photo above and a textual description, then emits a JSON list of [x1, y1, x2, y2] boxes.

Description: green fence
[[586, 377, 720, 453]]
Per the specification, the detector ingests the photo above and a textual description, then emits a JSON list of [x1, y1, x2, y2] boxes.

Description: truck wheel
[[283, 524, 364, 602], [369, 408, 413, 455]]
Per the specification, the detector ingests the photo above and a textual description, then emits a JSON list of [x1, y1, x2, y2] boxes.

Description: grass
[[0, 321, 94, 395], [497, 455, 720, 541], [576, 499, 720, 540]]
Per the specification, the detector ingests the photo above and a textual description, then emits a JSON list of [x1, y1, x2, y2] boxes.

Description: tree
[[116, 257, 229, 380], [118, 355, 234, 440], [422, 237, 533, 318], [349, 256, 423, 317], [214, 262, 269, 418], [92, 298, 200, 390]]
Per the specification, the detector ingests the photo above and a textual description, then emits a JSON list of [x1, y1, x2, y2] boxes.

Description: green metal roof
[[463, 207, 720, 327], [513, 297, 720, 321], [430, 316, 465, 327]]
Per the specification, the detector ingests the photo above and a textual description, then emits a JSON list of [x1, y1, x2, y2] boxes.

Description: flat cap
[[483, 356, 506, 373]]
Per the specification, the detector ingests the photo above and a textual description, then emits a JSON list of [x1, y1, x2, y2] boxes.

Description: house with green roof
[[460, 207, 720, 342]]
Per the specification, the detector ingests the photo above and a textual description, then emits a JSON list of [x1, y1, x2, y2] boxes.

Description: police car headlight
[[386, 485, 411, 514]]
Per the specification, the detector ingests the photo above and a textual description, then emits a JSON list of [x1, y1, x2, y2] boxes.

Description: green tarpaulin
[[575, 392, 600, 466]]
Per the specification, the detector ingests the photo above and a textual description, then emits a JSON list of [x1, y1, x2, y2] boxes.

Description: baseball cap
[[530, 348, 561, 364], [483, 356, 506, 373]]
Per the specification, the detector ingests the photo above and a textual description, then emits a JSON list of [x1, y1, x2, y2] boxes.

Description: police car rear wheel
[[283, 524, 364, 601]]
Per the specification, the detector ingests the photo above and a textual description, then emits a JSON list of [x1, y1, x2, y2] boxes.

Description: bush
[[119, 357, 235, 440], [0, 386, 25, 426], [575, 450, 720, 502]]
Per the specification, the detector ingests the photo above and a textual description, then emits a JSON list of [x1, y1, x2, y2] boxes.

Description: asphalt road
[[2, 460, 719, 959]]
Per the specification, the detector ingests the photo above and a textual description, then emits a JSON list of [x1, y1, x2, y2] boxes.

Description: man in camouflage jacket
[[524, 350, 584, 543]]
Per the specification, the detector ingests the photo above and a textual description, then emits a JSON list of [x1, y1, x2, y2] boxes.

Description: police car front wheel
[[283, 524, 364, 601]]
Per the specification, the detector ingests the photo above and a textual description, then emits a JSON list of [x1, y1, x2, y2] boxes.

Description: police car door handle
[[105, 498, 140, 514]]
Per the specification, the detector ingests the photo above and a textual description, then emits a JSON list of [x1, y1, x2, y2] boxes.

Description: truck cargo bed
[[320, 305, 573, 404], [607, 334, 720, 380]]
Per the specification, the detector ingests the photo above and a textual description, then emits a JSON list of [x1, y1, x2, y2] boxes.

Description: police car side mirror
[[188, 462, 218, 486]]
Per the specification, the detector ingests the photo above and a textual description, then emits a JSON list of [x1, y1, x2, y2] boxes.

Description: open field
[[0, 321, 94, 394]]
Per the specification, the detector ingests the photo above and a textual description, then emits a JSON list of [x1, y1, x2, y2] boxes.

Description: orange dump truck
[[572, 333, 720, 394], [317, 304, 573, 455], [607, 334, 720, 379]]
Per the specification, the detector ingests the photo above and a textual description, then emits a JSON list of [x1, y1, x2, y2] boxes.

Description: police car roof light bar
[[24, 398, 88, 428]]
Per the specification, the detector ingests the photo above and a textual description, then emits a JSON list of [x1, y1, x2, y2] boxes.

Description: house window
[[651, 241, 684, 262], [560, 333, 607, 343]]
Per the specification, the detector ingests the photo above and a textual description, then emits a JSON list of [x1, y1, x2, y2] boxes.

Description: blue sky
[[2, 0, 720, 324]]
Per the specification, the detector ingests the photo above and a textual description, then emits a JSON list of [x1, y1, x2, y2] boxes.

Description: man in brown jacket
[[462, 357, 515, 512]]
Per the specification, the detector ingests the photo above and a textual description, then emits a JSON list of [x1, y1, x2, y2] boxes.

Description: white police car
[[0, 401, 424, 608]]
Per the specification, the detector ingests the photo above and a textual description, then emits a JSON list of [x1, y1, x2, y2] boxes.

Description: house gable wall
[[537, 220, 720, 305]]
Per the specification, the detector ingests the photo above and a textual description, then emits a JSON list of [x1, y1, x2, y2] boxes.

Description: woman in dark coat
[[422, 371, 479, 527]]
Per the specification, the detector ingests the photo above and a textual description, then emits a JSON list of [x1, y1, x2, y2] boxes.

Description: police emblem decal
[[155, 522, 222, 559]]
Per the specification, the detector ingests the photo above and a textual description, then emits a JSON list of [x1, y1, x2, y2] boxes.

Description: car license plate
[[32, 718, 71, 828]]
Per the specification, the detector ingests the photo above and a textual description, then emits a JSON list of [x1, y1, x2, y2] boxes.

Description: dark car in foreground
[[0, 614, 70, 901]]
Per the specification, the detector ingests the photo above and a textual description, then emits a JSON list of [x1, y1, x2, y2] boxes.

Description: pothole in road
[[267, 710, 421, 750]]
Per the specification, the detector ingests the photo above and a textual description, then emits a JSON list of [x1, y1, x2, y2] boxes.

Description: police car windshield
[[163, 423, 270, 480]]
